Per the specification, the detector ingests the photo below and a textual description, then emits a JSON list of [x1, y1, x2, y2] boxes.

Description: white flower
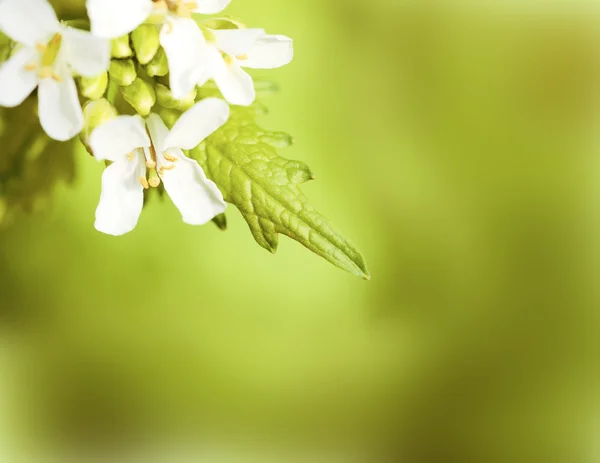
[[87, 0, 231, 99], [0, 0, 110, 141], [194, 28, 293, 106], [89, 98, 229, 235]]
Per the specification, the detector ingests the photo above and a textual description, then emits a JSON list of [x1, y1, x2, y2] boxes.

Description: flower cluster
[[0, 0, 292, 235]]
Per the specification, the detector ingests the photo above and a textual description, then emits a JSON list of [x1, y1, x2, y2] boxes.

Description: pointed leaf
[[189, 106, 369, 278]]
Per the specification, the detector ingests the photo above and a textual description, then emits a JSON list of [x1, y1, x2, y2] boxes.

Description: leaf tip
[[212, 213, 227, 231]]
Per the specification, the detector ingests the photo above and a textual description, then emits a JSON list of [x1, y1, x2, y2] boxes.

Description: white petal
[[242, 34, 293, 69], [145, 113, 170, 152], [62, 27, 110, 77], [214, 63, 255, 106], [160, 18, 205, 99], [164, 98, 229, 150], [37, 64, 83, 141], [192, 44, 224, 87], [0, 47, 38, 107], [0, 0, 59, 46], [158, 149, 226, 225], [87, 0, 153, 38], [212, 28, 264, 57], [95, 156, 145, 236], [193, 0, 231, 14], [90, 115, 150, 162]]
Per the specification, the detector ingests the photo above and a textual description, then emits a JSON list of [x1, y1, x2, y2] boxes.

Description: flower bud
[[79, 71, 108, 100], [111, 35, 133, 59], [155, 83, 197, 112], [146, 47, 168, 77], [80, 99, 118, 151], [121, 78, 156, 116], [131, 24, 160, 65], [109, 59, 137, 86]]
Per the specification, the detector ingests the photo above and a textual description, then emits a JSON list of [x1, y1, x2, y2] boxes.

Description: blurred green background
[[1, 1, 600, 461]]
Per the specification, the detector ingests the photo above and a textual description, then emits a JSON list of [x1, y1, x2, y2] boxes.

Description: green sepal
[[79, 71, 108, 100], [111, 35, 133, 59], [188, 106, 370, 278], [121, 78, 156, 116], [109, 59, 137, 86], [131, 24, 160, 65]]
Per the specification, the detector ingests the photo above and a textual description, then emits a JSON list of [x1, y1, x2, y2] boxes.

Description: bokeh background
[[1, 1, 600, 461]]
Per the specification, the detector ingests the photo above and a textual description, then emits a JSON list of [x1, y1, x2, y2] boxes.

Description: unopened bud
[[109, 59, 137, 86], [121, 78, 156, 116], [111, 35, 133, 58], [79, 71, 108, 100], [155, 83, 197, 112], [132, 24, 160, 65], [146, 47, 169, 77], [80, 99, 118, 151]]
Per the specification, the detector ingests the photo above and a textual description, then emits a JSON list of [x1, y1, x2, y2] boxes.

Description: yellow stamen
[[24, 62, 37, 71], [160, 164, 176, 173], [127, 152, 135, 162], [224, 55, 234, 66], [236, 54, 248, 61], [35, 43, 46, 53], [138, 176, 150, 189], [51, 72, 62, 82], [163, 153, 178, 162], [143, 144, 158, 168]]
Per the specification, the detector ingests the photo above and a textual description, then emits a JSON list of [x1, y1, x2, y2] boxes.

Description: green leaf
[[188, 106, 370, 279]]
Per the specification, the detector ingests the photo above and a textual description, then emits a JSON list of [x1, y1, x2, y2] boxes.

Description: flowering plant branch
[[0, 0, 369, 278]]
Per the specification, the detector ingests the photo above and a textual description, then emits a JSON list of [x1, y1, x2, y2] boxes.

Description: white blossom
[[89, 98, 229, 235], [0, 0, 110, 141], [87, 0, 231, 99], [194, 28, 293, 106]]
